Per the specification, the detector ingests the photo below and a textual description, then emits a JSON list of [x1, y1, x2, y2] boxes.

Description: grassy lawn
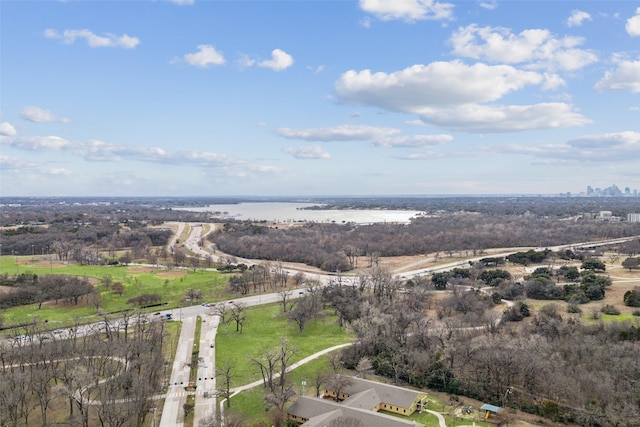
[[216, 303, 353, 386], [215, 302, 353, 423], [0, 256, 230, 330]]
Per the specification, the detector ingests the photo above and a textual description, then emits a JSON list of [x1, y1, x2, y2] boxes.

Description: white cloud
[[336, 61, 543, 110], [335, 60, 590, 132], [415, 103, 591, 132], [43, 167, 72, 176], [251, 165, 284, 174], [503, 131, 640, 162], [277, 124, 452, 148], [359, 0, 454, 22], [21, 106, 70, 123], [1, 133, 237, 167], [166, 0, 194, 5], [0, 122, 17, 136], [392, 152, 446, 160], [178, 44, 225, 67], [236, 53, 256, 69], [284, 145, 331, 159], [373, 134, 452, 147], [567, 10, 592, 27], [594, 60, 640, 93], [307, 65, 325, 74], [44, 28, 140, 49], [478, 0, 497, 11], [449, 25, 598, 71], [277, 124, 400, 141], [1, 135, 72, 150], [627, 7, 640, 36], [258, 49, 294, 71], [0, 156, 37, 171]]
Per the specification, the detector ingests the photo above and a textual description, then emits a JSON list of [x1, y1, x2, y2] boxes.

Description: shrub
[[600, 304, 620, 315], [567, 304, 582, 314]]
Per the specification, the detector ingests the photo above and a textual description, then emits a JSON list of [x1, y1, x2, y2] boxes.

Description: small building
[[287, 375, 428, 426], [480, 403, 503, 420]]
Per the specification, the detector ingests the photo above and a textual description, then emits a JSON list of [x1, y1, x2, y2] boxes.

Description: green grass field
[[0, 255, 230, 331]]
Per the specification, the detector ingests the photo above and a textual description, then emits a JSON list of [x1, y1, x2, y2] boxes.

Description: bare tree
[[277, 289, 293, 313], [216, 361, 235, 409], [355, 356, 373, 379], [227, 302, 247, 333], [251, 348, 279, 392], [326, 374, 353, 402], [311, 371, 330, 397]]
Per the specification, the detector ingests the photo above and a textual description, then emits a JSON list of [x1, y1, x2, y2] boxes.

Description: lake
[[174, 202, 422, 224]]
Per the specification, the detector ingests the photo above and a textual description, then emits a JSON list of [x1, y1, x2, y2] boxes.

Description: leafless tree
[[216, 361, 235, 409], [355, 356, 373, 379], [227, 302, 247, 333], [277, 289, 293, 313]]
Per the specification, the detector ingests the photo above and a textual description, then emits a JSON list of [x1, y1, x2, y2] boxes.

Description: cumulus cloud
[[284, 145, 331, 159], [44, 28, 140, 48], [359, 0, 454, 22], [0, 122, 17, 136], [335, 60, 590, 132], [567, 10, 592, 27], [449, 25, 598, 71], [336, 61, 543, 109], [176, 44, 225, 67], [258, 49, 294, 71], [21, 106, 70, 123], [594, 60, 640, 93], [503, 131, 640, 162], [627, 7, 640, 36]]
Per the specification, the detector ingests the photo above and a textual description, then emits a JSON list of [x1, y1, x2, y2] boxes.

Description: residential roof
[[480, 403, 503, 413], [288, 396, 421, 427], [335, 375, 426, 409]]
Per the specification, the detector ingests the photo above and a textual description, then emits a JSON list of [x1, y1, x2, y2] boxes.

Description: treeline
[[298, 195, 640, 217], [211, 215, 640, 271], [0, 223, 172, 264], [0, 274, 96, 311]]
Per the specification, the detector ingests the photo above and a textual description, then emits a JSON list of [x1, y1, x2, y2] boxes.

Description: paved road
[[159, 315, 196, 427], [193, 313, 220, 426]]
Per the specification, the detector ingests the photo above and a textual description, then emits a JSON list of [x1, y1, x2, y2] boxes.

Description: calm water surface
[[175, 202, 422, 224]]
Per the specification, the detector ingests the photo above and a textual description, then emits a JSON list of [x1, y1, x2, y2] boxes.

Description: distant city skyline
[[1, 1, 639, 197], [582, 184, 639, 197]]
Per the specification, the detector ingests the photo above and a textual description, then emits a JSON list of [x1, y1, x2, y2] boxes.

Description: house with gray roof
[[287, 375, 428, 426]]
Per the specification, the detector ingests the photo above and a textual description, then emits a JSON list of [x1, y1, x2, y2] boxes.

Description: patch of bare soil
[[0, 285, 18, 294]]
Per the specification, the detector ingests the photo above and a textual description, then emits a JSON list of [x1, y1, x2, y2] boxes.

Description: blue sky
[[1, 0, 639, 197]]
